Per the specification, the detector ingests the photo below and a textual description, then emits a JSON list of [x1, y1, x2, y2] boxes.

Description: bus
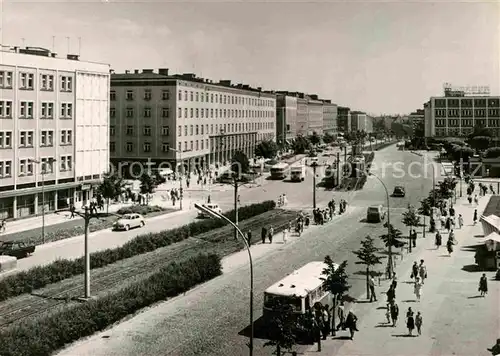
[[263, 261, 338, 318], [290, 162, 306, 182], [270, 163, 289, 180]]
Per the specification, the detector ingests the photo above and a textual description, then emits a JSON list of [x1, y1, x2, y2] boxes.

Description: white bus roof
[[264, 261, 337, 298], [271, 163, 289, 169]]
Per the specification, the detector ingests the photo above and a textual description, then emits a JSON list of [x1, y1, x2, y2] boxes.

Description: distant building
[[110, 69, 276, 174], [276, 93, 298, 146], [321, 100, 338, 136], [408, 109, 424, 134], [0, 45, 110, 220], [350, 111, 374, 133], [306, 94, 324, 135], [338, 106, 351, 133]]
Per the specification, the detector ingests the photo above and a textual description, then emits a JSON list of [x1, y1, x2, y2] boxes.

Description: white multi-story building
[[110, 70, 276, 174], [0, 45, 109, 219]]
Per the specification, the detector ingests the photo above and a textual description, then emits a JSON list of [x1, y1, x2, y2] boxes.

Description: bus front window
[[264, 293, 302, 312]]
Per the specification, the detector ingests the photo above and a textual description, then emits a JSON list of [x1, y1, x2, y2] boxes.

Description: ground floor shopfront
[[0, 181, 100, 220]]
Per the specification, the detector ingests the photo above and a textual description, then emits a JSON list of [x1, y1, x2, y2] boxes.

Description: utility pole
[[336, 152, 340, 187], [234, 175, 239, 241], [311, 162, 318, 209]]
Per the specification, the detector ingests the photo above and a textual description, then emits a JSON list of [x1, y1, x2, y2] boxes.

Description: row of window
[[0, 100, 73, 119], [110, 125, 170, 136], [112, 106, 274, 120], [0, 70, 73, 92], [0, 155, 73, 179], [434, 108, 500, 118], [0, 130, 72, 149], [116, 88, 274, 107], [110, 106, 170, 119], [435, 119, 500, 127], [179, 121, 274, 137], [434, 98, 500, 108]]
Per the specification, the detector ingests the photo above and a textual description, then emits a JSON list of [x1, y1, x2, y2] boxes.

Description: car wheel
[[125, 225, 130, 231], [140, 221, 145, 227]]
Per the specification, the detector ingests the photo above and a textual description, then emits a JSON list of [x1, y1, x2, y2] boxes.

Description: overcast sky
[[1, 0, 498, 114]]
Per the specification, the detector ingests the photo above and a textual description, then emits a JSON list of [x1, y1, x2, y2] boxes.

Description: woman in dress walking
[[473, 209, 478, 225], [414, 276, 422, 302], [435, 231, 442, 249], [479, 273, 488, 297], [446, 237, 454, 256], [406, 307, 415, 336], [415, 312, 423, 336]]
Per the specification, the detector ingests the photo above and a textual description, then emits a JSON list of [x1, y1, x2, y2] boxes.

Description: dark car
[[392, 186, 406, 197], [0, 241, 36, 259]]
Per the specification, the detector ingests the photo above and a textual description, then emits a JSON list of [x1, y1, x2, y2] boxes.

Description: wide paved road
[[59, 145, 444, 356]]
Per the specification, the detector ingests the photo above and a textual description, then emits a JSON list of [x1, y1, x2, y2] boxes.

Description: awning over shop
[[480, 214, 500, 235]]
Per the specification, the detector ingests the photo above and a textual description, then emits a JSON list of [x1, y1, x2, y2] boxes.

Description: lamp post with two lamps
[[194, 203, 254, 356], [168, 147, 192, 210]]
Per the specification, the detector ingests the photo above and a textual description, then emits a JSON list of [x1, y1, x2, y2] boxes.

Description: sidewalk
[[306, 191, 499, 356]]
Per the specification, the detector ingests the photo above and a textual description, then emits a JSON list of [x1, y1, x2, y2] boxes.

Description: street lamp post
[[30, 158, 56, 244], [194, 203, 254, 356], [311, 162, 318, 209], [169, 148, 192, 210]]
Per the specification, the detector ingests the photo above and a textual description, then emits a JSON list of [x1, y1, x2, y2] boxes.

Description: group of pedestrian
[[261, 225, 274, 244], [277, 194, 287, 207], [0, 219, 5, 233]]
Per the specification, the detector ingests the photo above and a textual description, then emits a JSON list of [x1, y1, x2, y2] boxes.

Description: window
[[210, 124, 213, 134], [195, 125, 199, 135], [210, 93, 214, 103], [196, 108, 199, 118], [0, 100, 12, 118], [210, 108, 214, 118], [19, 72, 34, 89], [126, 108, 134, 117], [178, 91, 182, 100], [143, 126, 152, 136], [144, 89, 152, 100], [178, 142, 182, 151], [190, 141, 193, 150], [60, 103, 73, 119], [195, 92, 199, 102], [144, 107, 151, 118], [40, 74, 54, 91], [162, 107, 170, 118], [0, 131, 12, 148], [20, 101, 34, 118], [19, 131, 34, 148], [60, 130, 73, 145], [162, 143, 170, 152], [190, 108, 193, 118], [126, 142, 133, 152], [110, 126, 115, 136], [110, 142, 116, 152], [41, 102, 54, 119], [110, 108, 116, 118], [206, 93, 209, 102], [184, 142, 187, 151], [110, 91, 116, 101], [178, 125, 182, 136], [60, 155, 73, 171], [0, 71, 13, 88], [201, 125, 204, 135], [195, 140, 199, 151], [184, 91, 188, 100], [190, 91, 194, 101], [40, 130, 54, 147], [184, 108, 188, 118], [143, 142, 151, 152], [201, 140, 204, 150], [0, 160, 12, 178], [201, 92, 204, 102], [184, 125, 188, 136], [201, 108, 204, 118], [126, 126, 134, 135], [41, 158, 55, 173], [60, 76, 73, 92], [162, 90, 170, 100], [190, 125, 193, 136], [19, 159, 33, 176], [178, 108, 182, 118], [161, 126, 170, 136], [126, 90, 134, 100]]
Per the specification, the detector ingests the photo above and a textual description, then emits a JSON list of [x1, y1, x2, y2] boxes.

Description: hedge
[[0, 200, 276, 302], [0, 253, 222, 356], [116, 204, 164, 215]]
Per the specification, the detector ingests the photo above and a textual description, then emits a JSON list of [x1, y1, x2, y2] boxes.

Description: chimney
[[310, 94, 318, 100], [257, 87, 262, 91], [51, 53, 57, 58], [220, 80, 231, 86], [134, 69, 139, 74], [110, 69, 115, 74], [125, 70, 130, 74], [158, 68, 169, 76], [67, 54, 79, 60], [142, 69, 154, 74]]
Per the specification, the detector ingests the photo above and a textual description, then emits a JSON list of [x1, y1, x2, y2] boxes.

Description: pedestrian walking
[[268, 225, 274, 243], [345, 310, 359, 340], [385, 303, 391, 324], [487, 338, 500, 355], [473, 209, 478, 225], [411, 261, 419, 280], [288, 221, 292, 232], [336, 302, 345, 331], [70, 204, 76, 219], [369, 276, 377, 302], [387, 284, 396, 304], [435, 231, 442, 249], [406, 307, 415, 336], [246, 230, 252, 246], [474, 194, 479, 205], [282, 229, 288, 243], [390, 301, 399, 327], [468, 195, 473, 204], [458, 214, 464, 229], [479, 273, 488, 297], [418, 260, 427, 284], [411, 229, 417, 248], [0, 219, 6, 233], [321, 304, 331, 339], [391, 273, 398, 290], [446, 237, 454, 255], [261, 226, 267, 244], [415, 311, 423, 336], [414, 276, 422, 301]]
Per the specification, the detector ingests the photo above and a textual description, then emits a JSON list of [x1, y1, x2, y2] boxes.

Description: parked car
[[366, 205, 386, 223], [113, 213, 145, 231], [197, 203, 222, 218], [392, 186, 406, 197], [0, 241, 36, 259]]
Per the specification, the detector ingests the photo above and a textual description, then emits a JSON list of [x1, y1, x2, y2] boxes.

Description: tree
[[139, 172, 156, 205], [321, 257, 350, 335], [401, 205, 421, 252], [437, 177, 457, 201], [484, 147, 500, 159], [323, 132, 334, 144], [292, 135, 311, 154], [352, 235, 383, 300], [469, 136, 491, 152], [381, 223, 405, 248], [255, 140, 278, 159], [418, 197, 434, 234], [263, 300, 298, 356], [309, 131, 321, 146], [230, 150, 250, 178], [97, 172, 125, 214]]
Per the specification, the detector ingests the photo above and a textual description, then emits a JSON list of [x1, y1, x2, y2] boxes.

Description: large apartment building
[[0, 45, 110, 219], [110, 69, 276, 174], [350, 111, 374, 133], [322, 100, 338, 136], [424, 94, 500, 137], [338, 106, 351, 133]]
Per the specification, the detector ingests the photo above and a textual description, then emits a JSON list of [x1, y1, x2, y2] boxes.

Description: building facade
[[424, 95, 500, 137], [0, 46, 110, 219], [276, 93, 298, 146], [110, 70, 276, 174], [306, 95, 324, 135], [350, 111, 373, 133], [338, 106, 351, 133], [322, 100, 338, 136]]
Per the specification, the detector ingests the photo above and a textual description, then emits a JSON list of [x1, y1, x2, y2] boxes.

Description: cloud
[[107, 18, 144, 37]]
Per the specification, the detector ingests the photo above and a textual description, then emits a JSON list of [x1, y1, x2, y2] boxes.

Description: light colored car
[[113, 213, 145, 231], [198, 203, 222, 218]]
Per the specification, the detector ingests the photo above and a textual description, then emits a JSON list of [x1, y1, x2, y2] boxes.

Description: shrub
[[0, 200, 276, 302], [116, 205, 164, 215], [0, 253, 222, 356]]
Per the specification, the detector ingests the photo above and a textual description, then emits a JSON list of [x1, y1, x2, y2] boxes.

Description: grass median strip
[[0, 200, 276, 302]]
